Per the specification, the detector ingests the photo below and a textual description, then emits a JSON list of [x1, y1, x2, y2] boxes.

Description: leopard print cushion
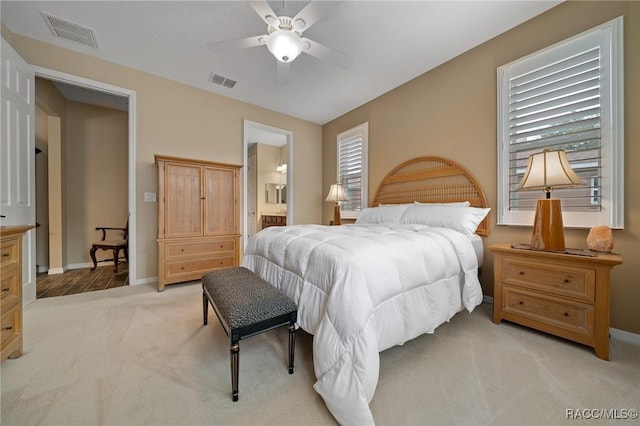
[[202, 267, 297, 330]]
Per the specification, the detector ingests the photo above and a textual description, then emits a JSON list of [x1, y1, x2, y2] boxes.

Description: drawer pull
[[519, 271, 524, 275], [2, 287, 10, 292], [564, 312, 569, 317], [181, 249, 184, 252], [2, 253, 9, 258], [519, 301, 524, 305], [3, 326, 13, 331], [564, 278, 570, 283]]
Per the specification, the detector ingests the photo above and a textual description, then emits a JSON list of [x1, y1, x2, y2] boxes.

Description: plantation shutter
[[338, 132, 364, 212], [508, 47, 602, 213]]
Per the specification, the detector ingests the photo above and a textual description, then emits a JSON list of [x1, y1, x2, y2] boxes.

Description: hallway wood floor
[[36, 263, 129, 298]]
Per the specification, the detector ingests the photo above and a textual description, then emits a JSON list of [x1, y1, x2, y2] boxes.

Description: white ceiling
[[1, 1, 561, 125]]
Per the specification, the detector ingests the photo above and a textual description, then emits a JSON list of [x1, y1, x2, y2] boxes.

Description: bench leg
[[231, 342, 239, 401], [288, 321, 295, 374], [203, 291, 208, 326]]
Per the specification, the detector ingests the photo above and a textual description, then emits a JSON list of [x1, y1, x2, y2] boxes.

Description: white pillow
[[398, 204, 490, 235], [414, 201, 471, 206], [355, 204, 410, 224]]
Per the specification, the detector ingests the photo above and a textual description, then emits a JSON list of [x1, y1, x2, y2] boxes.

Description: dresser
[[489, 243, 622, 360], [155, 155, 241, 291], [261, 214, 286, 229], [1, 225, 35, 362]]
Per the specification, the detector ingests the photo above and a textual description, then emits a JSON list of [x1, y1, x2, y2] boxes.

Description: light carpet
[[1, 282, 638, 425]]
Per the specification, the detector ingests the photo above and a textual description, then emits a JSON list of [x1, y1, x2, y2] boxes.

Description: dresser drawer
[[1, 269, 20, 309], [165, 255, 236, 281], [164, 239, 235, 260], [502, 257, 595, 302], [502, 286, 594, 337], [1, 305, 21, 352], [0, 238, 19, 270]]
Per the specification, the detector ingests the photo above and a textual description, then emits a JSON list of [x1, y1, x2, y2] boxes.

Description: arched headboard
[[372, 156, 490, 236]]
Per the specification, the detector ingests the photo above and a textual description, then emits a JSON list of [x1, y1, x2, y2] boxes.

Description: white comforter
[[242, 224, 483, 425]]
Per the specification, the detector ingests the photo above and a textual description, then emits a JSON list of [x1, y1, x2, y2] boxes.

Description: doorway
[[33, 68, 137, 292], [243, 120, 292, 249]]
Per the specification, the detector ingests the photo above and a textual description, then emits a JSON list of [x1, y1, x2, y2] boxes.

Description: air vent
[[41, 11, 99, 49], [209, 72, 237, 89]]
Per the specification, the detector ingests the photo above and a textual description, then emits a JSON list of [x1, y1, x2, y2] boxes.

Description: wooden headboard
[[372, 156, 490, 236]]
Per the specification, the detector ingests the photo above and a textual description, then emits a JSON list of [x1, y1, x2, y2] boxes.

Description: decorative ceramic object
[[587, 225, 614, 252]]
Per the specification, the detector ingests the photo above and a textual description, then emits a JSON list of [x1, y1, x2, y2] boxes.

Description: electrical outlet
[[144, 192, 157, 202]]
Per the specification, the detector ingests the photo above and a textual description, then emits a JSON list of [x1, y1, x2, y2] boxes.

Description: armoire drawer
[[164, 255, 236, 280], [164, 239, 236, 260]]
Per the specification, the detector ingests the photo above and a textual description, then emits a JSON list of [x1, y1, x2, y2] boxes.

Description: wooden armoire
[[155, 155, 241, 291]]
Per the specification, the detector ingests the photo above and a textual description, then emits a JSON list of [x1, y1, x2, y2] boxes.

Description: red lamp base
[[530, 199, 565, 251]]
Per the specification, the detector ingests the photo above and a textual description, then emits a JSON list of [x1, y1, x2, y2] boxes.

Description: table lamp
[[518, 149, 584, 251], [325, 183, 347, 225]]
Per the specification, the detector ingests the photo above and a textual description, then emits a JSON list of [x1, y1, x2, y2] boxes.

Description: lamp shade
[[266, 30, 302, 63], [518, 149, 584, 193], [325, 183, 347, 203]]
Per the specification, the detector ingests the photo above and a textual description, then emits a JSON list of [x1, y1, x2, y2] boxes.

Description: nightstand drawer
[[503, 257, 595, 302], [502, 286, 594, 337]]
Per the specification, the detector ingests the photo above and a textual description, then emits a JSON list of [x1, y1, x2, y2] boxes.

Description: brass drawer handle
[[2, 253, 9, 258], [2, 287, 10, 292], [3, 326, 13, 331]]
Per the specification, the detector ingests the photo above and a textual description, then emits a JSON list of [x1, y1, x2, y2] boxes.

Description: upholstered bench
[[202, 267, 297, 402]]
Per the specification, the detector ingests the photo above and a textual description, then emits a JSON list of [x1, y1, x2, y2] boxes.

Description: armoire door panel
[[204, 167, 237, 235], [165, 163, 202, 238]]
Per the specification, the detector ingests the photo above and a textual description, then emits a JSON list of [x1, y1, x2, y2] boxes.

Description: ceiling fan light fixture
[[266, 30, 302, 63]]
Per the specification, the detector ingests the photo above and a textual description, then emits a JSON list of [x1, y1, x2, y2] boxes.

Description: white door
[[1, 37, 37, 306], [247, 154, 257, 237]]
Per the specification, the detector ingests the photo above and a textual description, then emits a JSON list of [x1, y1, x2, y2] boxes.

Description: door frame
[[33, 66, 138, 285], [242, 120, 292, 250]]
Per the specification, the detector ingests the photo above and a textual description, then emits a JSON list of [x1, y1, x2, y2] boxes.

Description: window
[[497, 17, 623, 229], [337, 122, 369, 219]]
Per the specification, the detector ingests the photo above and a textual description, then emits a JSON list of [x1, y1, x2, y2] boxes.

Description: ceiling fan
[[207, 1, 353, 84]]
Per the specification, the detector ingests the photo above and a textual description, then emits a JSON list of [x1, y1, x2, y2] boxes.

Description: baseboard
[[47, 267, 65, 275], [482, 295, 639, 346], [610, 328, 640, 346], [67, 262, 95, 270], [133, 276, 158, 286]]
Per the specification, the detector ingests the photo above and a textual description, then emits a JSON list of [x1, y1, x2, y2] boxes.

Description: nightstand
[[489, 243, 623, 360]]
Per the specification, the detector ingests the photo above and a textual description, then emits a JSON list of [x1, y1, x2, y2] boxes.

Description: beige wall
[[65, 101, 128, 266], [323, 1, 640, 334], [4, 29, 323, 282]]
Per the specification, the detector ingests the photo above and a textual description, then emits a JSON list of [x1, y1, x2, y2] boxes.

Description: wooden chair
[[89, 222, 128, 273]]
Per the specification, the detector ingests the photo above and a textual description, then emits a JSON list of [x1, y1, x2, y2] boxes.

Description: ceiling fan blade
[[293, 1, 340, 33], [206, 36, 265, 54], [302, 38, 353, 70], [276, 61, 290, 85], [249, 1, 278, 26]]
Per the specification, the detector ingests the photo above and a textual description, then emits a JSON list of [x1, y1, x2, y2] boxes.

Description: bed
[[242, 157, 490, 425]]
